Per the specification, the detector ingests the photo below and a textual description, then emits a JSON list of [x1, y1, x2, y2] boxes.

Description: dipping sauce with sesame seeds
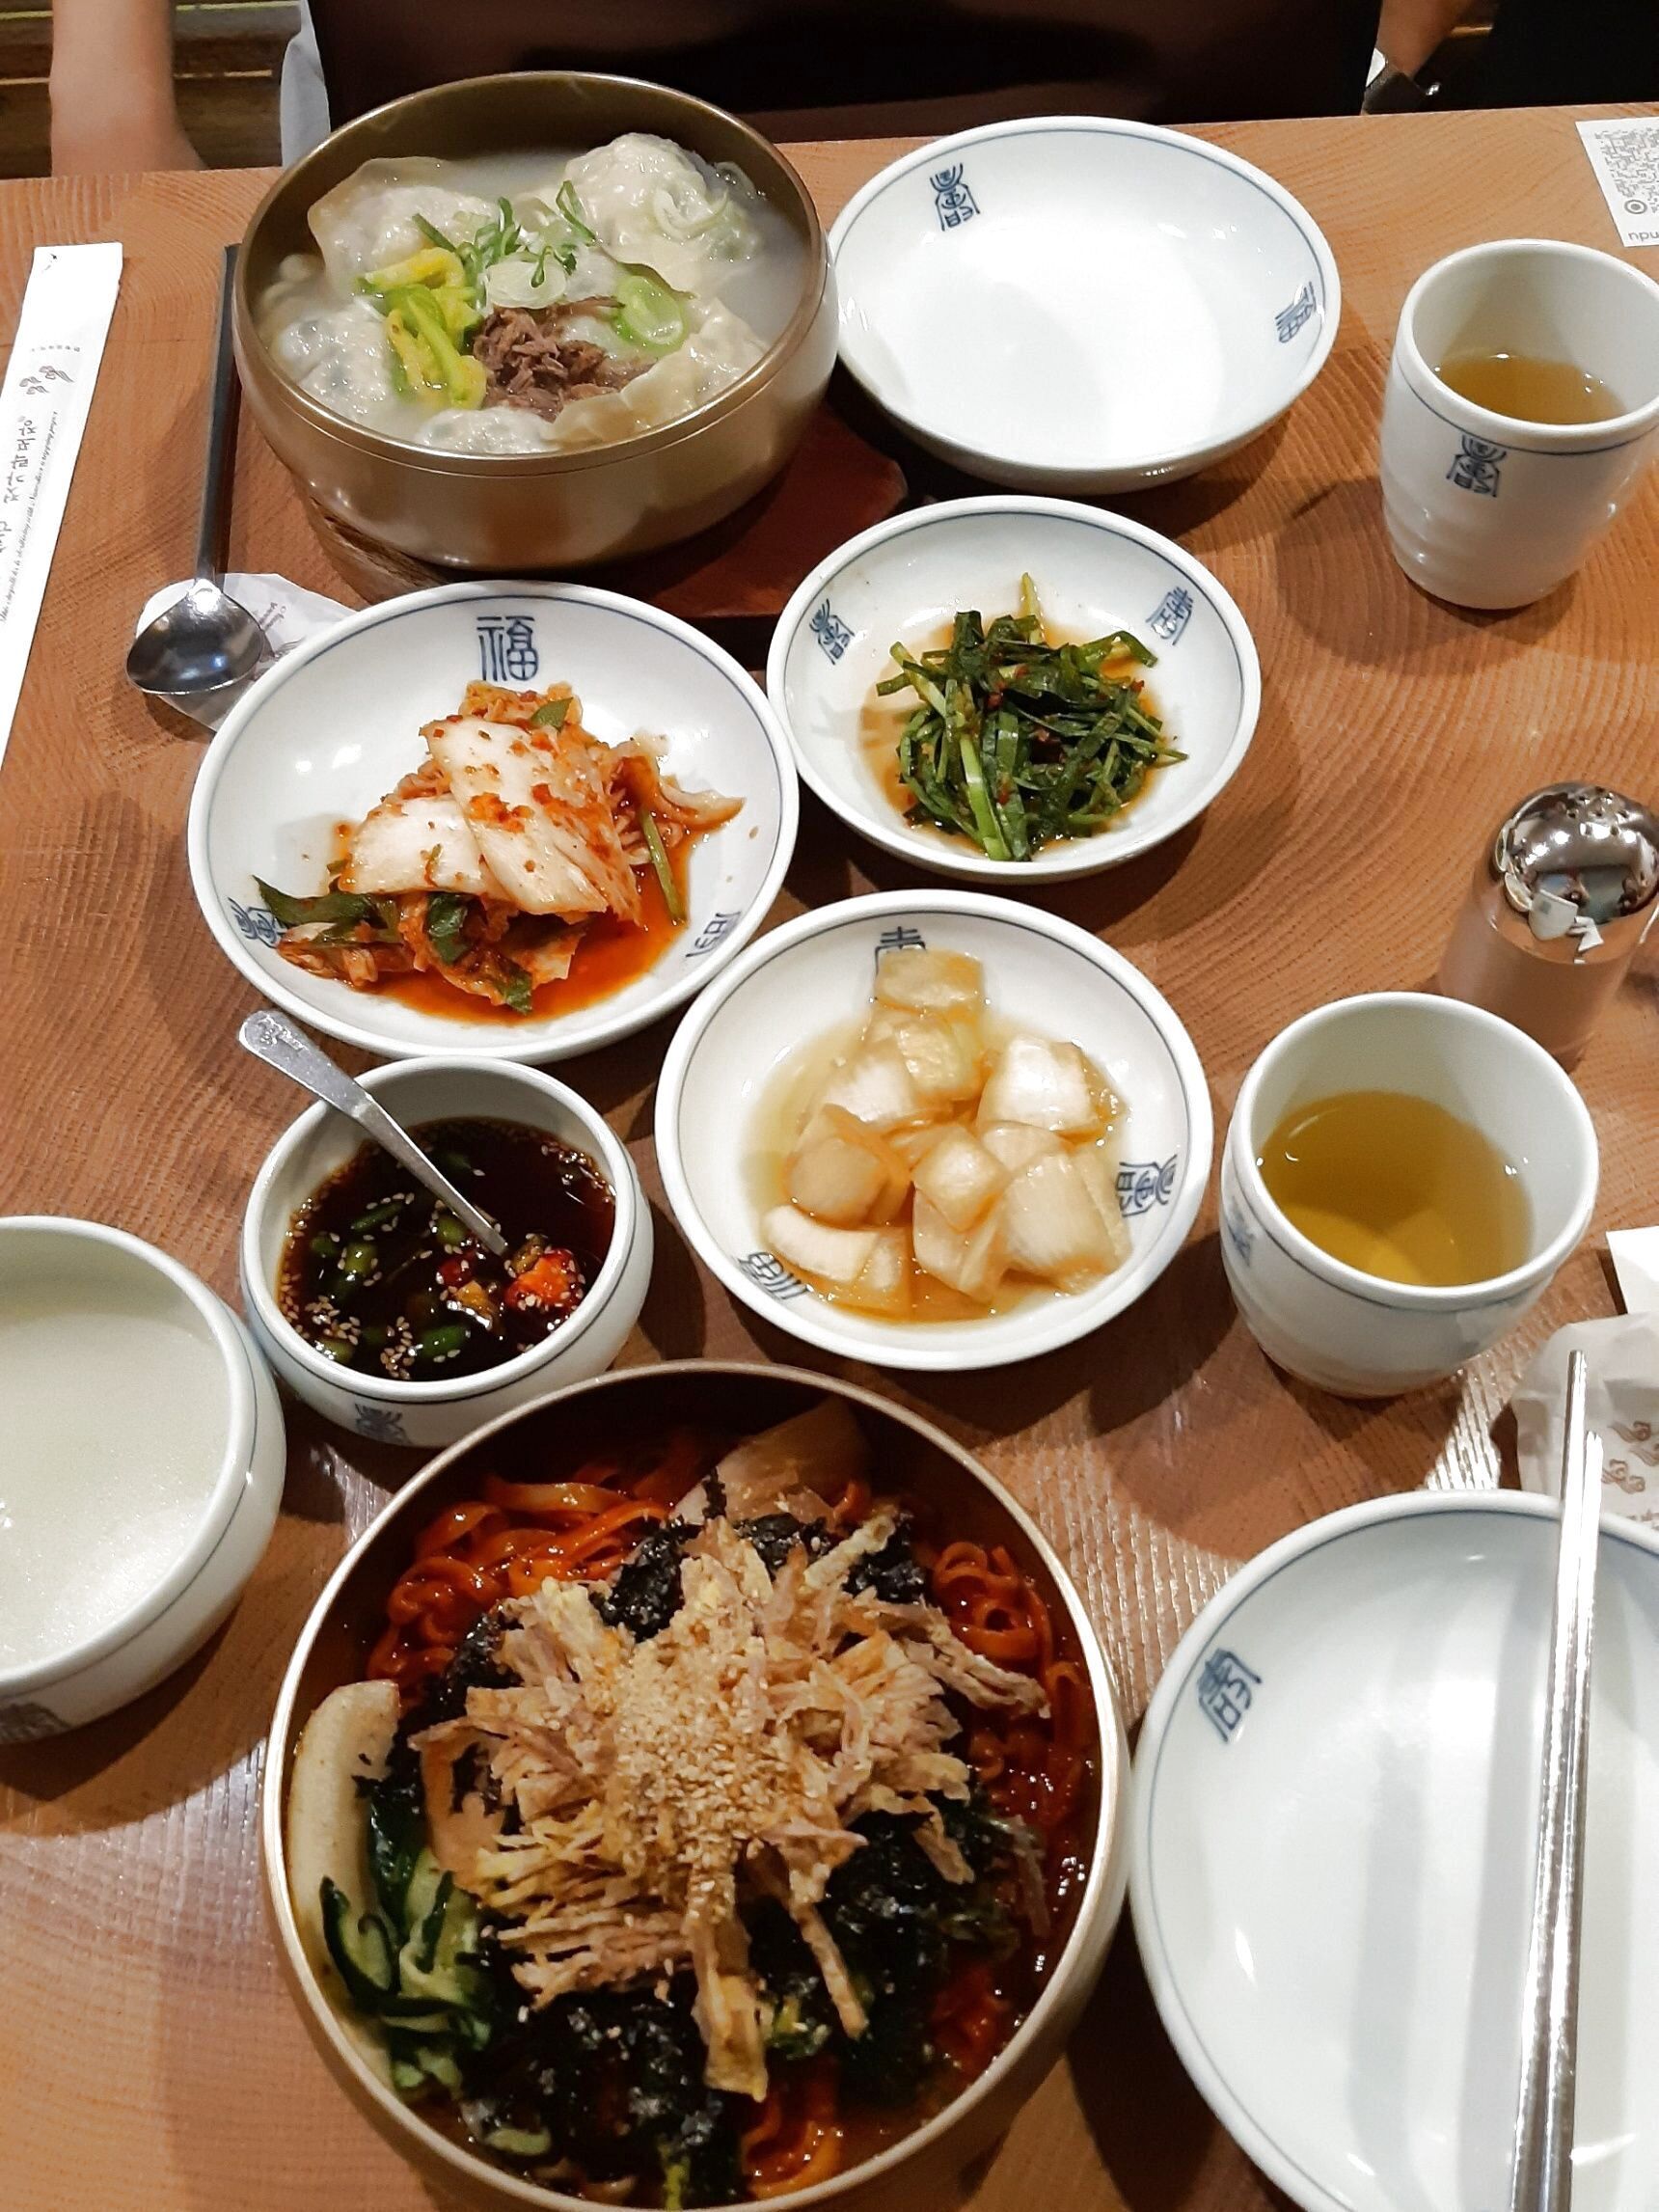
[[278, 1117, 613, 1382]]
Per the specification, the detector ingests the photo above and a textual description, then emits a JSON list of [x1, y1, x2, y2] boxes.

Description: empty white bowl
[[0, 1215, 286, 1736], [831, 117, 1340, 492], [654, 890, 1210, 1372], [241, 1057, 652, 1449], [188, 581, 798, 1064], [768, 497, 1261, 883], [1131, 1490, 1659, 2212]]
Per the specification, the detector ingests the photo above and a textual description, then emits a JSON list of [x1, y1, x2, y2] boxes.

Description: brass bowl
[[262, 1361, 1129, 2212], [234, 74, 837, 572]]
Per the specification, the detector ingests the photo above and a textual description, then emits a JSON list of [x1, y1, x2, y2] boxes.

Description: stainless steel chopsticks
[[1507, 1348, 1603, 2212]]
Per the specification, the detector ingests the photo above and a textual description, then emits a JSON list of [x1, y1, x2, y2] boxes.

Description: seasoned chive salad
[[876, 577, 1185, 860], [279, 1117, 613, 1381]]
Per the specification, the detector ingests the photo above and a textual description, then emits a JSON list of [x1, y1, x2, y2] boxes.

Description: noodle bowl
[[263, 1364, 1128, 2212]]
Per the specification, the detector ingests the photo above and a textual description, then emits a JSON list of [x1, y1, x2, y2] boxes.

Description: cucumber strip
[[319, 1879, 396, 2007]]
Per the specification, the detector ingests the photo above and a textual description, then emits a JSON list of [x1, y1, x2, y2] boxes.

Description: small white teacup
[[1380, 238, 1659, 610], [1220, 993, 1597, 1398]]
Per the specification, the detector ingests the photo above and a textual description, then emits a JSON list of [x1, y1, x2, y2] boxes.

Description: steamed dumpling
[[269, 297, 402, 425], [558, 133, 757, 293], [308, 157, 496, 287]]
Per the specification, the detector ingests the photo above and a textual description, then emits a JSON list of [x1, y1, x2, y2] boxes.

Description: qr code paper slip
[[1578, 118, 1659, 251]]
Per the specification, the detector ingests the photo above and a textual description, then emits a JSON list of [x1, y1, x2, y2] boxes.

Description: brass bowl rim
[[260, 1358, 1129, 2211], [235, 70, 832, 480]]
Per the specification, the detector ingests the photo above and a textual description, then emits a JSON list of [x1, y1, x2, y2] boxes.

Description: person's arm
[[50, 0, 203, 174], [1375, 0, 1477, 77]]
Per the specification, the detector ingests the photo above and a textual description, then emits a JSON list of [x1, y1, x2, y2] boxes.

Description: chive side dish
[[876, 576, 1185, 861]]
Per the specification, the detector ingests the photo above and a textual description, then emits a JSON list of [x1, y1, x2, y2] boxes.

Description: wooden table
[[4, 104, 1657, 2212]]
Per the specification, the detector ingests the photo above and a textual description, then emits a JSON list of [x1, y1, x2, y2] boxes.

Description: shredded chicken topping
[[414, 1509, 1044, 2100]]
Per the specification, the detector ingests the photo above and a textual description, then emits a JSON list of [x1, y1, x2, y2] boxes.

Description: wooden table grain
[[3, 105, 1657, 2212]]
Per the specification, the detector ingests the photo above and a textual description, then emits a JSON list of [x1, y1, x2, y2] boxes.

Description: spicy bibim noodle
[[286, 1401, 1094, 2206]]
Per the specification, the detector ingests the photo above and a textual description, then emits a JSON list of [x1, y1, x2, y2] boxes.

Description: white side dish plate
[[769, 497, 1260, 883], [1132, 1492, 1659, 2212], [188, 582, 798, 1064], [655, 890, 1211, 1372]]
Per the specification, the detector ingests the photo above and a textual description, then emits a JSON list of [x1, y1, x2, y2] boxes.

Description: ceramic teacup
[[1379, 238, 1659, 610], [1219, 993, 1598, 1398]]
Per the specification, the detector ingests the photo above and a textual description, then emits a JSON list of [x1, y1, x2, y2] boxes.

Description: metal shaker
[[1437, 782, 1659, 1066]]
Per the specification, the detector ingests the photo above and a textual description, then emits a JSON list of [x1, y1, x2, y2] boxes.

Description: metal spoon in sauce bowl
[[126, 245, 273, 707], [238, 1009, 510, 1258]]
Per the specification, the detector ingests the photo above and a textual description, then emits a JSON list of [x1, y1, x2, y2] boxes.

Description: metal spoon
[[126, 244, 272, 704], [238, 1008, 510, 1258]]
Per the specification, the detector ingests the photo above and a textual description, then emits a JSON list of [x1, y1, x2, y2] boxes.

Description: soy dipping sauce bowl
[[232, 71, 837, 573], [240, 1057, 652, 1449]]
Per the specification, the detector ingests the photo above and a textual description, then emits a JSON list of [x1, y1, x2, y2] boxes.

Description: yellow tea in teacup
[[1256, 1090, 1529, 1288], [1435, 350, 1620, 426]]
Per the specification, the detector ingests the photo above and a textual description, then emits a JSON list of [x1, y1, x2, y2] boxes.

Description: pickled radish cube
[[1000, 1154, 1118, 1291], [763, 1205, 878, 1288], [861, 1002, 907, 1047], [979, 1121, 1066, 1172], [874, 946, 984, 1016], [1074, 1143, 1132, 1269], [816, 1044, 923, 1131], [784, 1133, 889, 1226], [977, 1035, 1110, 1135], [890, 1014, 985, 1104], [886, 1121, 956, 1167], [838, 1228, 911, 1319], [911, 1125, 1007, 1233], [817, 1105, 911, 1223], [912, 1191, 1007, 1305]]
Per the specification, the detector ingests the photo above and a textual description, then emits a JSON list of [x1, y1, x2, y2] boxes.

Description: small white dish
[[768, 497, 1261, 883], [654, 890, 1210, 1372], [830, 117, 1340, 492], [241, 1057, 652, 1449], [1219, 992, 1598, 1398], [188, 581, 799, 1064], [1131, 1489, 1659, 2212], [0, 1215, 286, 1737]]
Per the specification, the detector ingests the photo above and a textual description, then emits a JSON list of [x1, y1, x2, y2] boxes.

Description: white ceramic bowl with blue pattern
[[241, 1057, 652, 1449], [1130, 1490, 1659, 2212], [831, 117, 1340, 492], [768, 497, 1261, 882], [655, 890, 1210, 1372], [188, 582, 798, 1064]]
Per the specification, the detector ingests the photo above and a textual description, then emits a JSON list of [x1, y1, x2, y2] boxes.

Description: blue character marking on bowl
[[352, 1401, 409, 1445], [739, 1251, 811, 1301], [228, 897, 282, 947], [809, 599, 854, 664], [476, 613, 539, 684], [874, 925, 927, 967], [686, 911, 742, 959], [1196, 1648, 1262, 1743], [1146, 587, 1194, 646], [930, 164, 980, 230], [1274, 281, 1317, 343], [1117, 1156, 1180, 1216]]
